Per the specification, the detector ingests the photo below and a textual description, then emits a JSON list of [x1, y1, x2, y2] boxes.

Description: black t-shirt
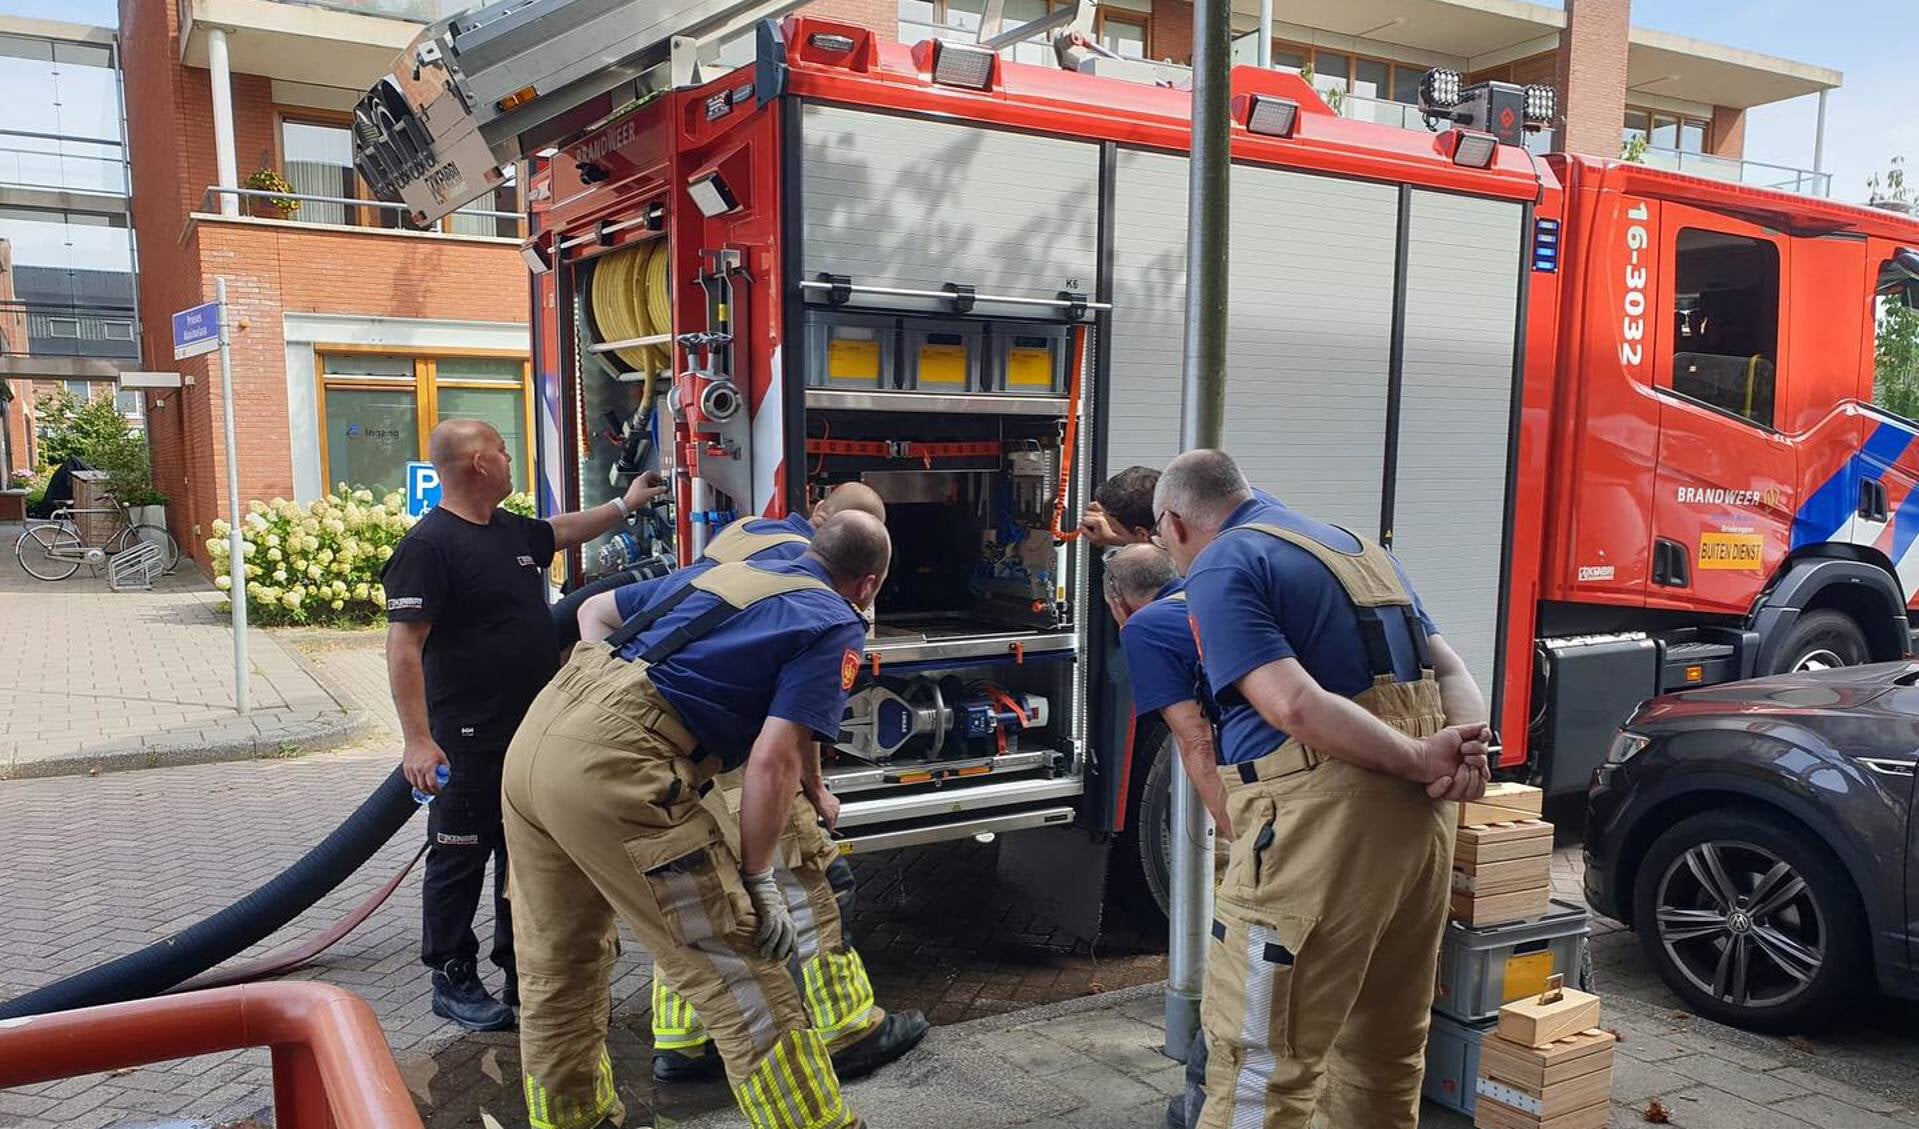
[[381, 506, 560, 753]]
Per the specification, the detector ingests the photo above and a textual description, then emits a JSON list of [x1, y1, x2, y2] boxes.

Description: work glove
[[743, 868, 796, 962]]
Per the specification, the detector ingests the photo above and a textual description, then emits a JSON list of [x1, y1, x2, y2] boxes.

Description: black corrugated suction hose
[[0, 767, 417, 1020], [0, 568, 674, 1021]]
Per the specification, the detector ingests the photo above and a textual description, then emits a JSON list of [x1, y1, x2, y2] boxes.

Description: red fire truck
[[352, 0, 1919, 915]]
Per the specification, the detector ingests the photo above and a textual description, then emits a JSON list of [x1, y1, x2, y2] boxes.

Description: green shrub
[[209, 485, 538, 625]]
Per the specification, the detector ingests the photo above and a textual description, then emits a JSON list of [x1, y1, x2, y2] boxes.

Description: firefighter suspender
[[1225, 521, 1434, 680], [1165, 590, 1223, 727], [601, 562, 847, 666], [701, 519, 811, 565]]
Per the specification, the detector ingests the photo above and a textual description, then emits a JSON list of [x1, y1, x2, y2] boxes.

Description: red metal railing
[[0, 983, 423, 1129]]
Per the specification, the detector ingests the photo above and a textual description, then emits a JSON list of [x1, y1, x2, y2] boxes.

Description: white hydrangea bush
[[209, 485, 536, 624]]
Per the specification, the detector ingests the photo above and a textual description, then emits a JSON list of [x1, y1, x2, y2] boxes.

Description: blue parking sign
[[405, 462, 442, 518]]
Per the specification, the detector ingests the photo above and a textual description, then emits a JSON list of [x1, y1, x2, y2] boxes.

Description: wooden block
[[1479, 1064, 1612, 1120], [1452, 854, 1552, 896], [1497, 980, 1603, 1048], [1458, 782, 1545, 826], [1472, 1093, 1609, 1129], [1450, 884, 1551, 927], [1480, 1029, 1616, 1092], [1455, 821, 1554, 866]]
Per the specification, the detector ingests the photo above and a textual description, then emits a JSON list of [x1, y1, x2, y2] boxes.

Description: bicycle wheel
[[15, 523, 81, 581], [108, 523, 183, 574]]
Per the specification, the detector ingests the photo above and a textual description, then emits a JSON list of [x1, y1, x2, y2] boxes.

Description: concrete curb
[[936, 980, 1168, 1038], [0, 710, 372, 781]]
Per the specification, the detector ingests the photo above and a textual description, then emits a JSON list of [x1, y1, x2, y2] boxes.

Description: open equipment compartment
[[798, 302, 1094, 833]]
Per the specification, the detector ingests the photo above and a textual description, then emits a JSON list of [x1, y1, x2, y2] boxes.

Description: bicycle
[[14, 501, 182, 582]]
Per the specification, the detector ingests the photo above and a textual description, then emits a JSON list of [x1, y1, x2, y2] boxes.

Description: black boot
[[502, 969, 519, 1010], [431, 958, 516, 1032], [830, 1010, 930, 1081], [652, 1044, 726, 1083]]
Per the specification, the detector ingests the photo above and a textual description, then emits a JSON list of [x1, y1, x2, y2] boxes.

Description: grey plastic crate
[[1434, 897, 1590, 1024], [1423, 1010, 1496, 1116]]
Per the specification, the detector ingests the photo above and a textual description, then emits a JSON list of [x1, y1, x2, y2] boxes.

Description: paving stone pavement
[[2, 660, 1915, 1127], [0, 524, 363, 780]]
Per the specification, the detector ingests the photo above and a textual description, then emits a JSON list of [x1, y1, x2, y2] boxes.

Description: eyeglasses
[[1150, 509, 1174, 549]]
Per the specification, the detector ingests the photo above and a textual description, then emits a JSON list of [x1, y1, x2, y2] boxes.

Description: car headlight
[[1606, 731, 1650, 765]]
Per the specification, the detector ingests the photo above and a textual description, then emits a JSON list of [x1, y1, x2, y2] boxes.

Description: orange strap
[[1049, 324, 1087, 542]]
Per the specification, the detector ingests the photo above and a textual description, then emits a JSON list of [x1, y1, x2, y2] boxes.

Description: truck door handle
[[1858, 478, 1889, 522], [1652, 538, 1690, 588]]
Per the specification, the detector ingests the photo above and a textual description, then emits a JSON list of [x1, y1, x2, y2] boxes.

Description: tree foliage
[[34, 387, 166, 506], [1871, 158, 1919, 421]]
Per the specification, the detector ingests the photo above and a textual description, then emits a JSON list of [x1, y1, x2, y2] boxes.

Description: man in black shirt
[[383, 418, 663, 1032]]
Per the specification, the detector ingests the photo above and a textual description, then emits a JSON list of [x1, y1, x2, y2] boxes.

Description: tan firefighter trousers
[[652, 778, 884, 1055], [502, 644, 861, 1129], [1196, 520, 1457, 1129]]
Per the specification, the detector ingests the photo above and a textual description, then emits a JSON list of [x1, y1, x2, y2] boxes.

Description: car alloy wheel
[[1653, 840, 1826, 1010]]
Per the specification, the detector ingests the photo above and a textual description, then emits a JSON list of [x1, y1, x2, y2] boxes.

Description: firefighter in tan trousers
[[573, 484, 928, 1085], [503, 512, 894, 1129], [1152, 450, 1493, 1129]]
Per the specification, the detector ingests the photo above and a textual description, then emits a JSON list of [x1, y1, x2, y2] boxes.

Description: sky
[[0, 0, 1911, 203]]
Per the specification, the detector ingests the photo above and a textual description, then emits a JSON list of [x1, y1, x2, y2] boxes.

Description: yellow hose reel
[[589, 239, 672, 375]]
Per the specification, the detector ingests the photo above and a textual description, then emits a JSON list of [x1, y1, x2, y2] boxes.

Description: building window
[[46, 316, 78, 337], [902, 0, 1151, 61], [317, 351, 532, 496], [102, 320, 134, 340], [1671, 228, 1780, 428], [1099, 11, 1147, 59], [64, 379, 89, 399], [1628, 108, 1710, 154], [282, 118, 363, 226]]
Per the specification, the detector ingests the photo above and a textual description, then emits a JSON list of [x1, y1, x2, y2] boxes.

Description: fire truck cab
[[352, 0, 1919, 920]]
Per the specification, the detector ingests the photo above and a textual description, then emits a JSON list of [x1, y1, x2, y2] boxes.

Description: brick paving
[[0, 524, 362, 779], [2, 632, 1916, 1127]]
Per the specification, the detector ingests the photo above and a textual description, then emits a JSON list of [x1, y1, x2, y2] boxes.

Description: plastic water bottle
[[413, 763, 450, 806]]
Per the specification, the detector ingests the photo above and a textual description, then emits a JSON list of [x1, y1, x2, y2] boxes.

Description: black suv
[[1584, 662, 1918, 1031]]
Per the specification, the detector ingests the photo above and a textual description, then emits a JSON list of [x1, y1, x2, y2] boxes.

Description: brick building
[[102, 0, 1838, 565], [118, 0, 529, 564]]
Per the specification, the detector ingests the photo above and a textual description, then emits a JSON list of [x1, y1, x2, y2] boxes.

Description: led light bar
[[1523, 83, 1556, 126], [687, 172, 739, 217], [1246, 95, 1300, 139], [1451, 130, 1498, 169], [1420, 67, 1464, 110], [809, 32, 856, 53], [932, 40, 996, 90]]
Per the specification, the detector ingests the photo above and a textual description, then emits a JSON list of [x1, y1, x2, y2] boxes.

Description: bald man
[[383, 418, 664, 1033]]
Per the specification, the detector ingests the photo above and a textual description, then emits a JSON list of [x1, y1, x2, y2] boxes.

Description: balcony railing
[[200, 186, 523, 238], [1639, 147, 1830, 198], [0, 128, 129, 197]]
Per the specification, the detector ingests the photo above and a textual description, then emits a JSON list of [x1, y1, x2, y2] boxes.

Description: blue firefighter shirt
[[1183, 495, 1437, 765], [1120, 579, 1204, 718], [607, 555, 864, 767]]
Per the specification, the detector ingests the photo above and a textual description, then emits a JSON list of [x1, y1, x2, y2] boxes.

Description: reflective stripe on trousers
[[737, 1028, 860, 1129], [523, 1049, 617, 1129]]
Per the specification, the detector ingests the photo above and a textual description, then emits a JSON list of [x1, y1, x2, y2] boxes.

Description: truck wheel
[[1135, 730, 1175, 919], [1766, 609, 1869, 675]]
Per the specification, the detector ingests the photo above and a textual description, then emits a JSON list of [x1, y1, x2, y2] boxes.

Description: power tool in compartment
[[836, 675, 1049, 765]]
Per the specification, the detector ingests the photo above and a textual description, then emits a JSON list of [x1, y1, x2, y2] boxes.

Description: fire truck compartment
[[1107, 148, 1525, 703]]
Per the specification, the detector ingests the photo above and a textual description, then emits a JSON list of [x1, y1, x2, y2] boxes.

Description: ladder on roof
[[352, 0, 806, 226]]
